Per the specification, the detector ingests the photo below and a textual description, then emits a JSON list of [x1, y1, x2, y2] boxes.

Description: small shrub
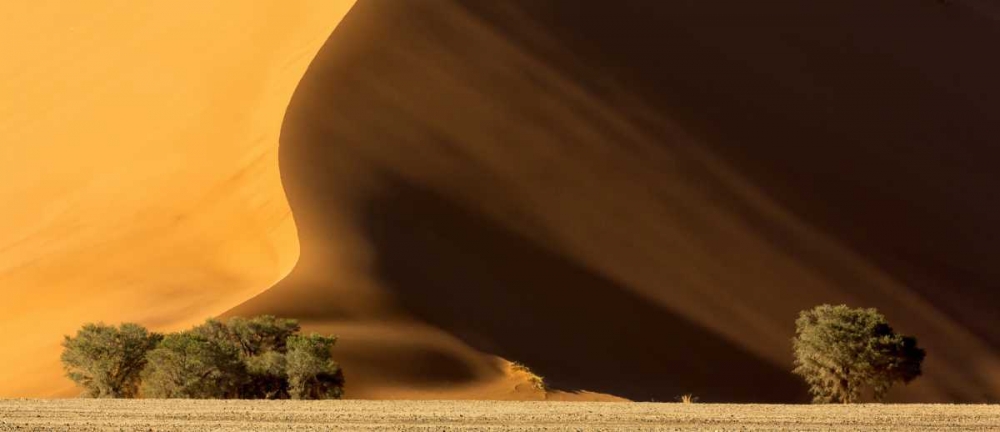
[[61, 323, 161, 398], [678, 394, 698, 404], [510, 361, 547, 391]]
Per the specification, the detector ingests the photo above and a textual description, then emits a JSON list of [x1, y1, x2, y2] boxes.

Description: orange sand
[[0, 1, 354, 397]]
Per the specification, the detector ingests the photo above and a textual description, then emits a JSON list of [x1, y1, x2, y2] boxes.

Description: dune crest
[[0, 2, 354, 396]]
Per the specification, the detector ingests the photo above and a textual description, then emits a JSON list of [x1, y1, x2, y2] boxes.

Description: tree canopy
[[141, 331, 245, 398], [792, 304, 925, 403], [61, 323, 162, 398], [62, 316, 344, 399], [287, 334, 345, 400]]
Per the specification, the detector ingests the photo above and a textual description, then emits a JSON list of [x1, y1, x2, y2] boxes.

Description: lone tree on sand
[[61, 323, 162, 398], [792, 304, 925, 403]]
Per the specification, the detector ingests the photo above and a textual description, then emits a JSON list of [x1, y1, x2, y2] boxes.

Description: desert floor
[[1, 400, 998, 431]]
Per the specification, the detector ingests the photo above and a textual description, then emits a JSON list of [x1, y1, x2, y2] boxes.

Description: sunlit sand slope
[[232, 0, 1000, 402], [0, 1, 354, 397]]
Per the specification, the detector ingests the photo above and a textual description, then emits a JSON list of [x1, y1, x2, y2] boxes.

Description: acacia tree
[[792, 304, 925, 403], [244, 350, 290, 399], [226, 316, 300, 357], [140, 316, 342, 399], [191, 316, 300, 398], [287, 334, 345, 400], [61, 323, 162, 398], [140, 331, 246, 398], [191, 316, 299, 357], [63, 316, 344, 399]]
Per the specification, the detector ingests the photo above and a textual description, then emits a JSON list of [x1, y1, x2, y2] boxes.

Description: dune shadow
[[456, 0, 1000, 349], [357, 174, 805, 402], [237, 0, 819, 402], [221, 0, 1000, 402], [337, 338, 483, 388]]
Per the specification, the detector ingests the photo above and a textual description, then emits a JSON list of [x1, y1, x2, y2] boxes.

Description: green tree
[[61, 323, 161, 398], [244, 350, 290, 399], [140, 331, 245, 398], [189, 316, 300, 398], [228, 316, 300, 356], [193, 316, 299, 358], [287, 334, 345, 400], [792, 304, 925, 403], [65, 315, 343, 400]]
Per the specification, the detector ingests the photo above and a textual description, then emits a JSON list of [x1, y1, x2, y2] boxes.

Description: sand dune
[[230, 0, 1000, 402], [0, 2, 354, 397], [4, 0, 999, 402]]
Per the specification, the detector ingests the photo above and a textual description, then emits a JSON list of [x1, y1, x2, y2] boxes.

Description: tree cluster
[[62, 305, 925, 403], [61, 316, 344, 399]]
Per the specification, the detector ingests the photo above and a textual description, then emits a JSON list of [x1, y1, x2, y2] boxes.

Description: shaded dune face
[[0, 2, 354, 396], [500, 0, 1000, 351], [232, 0, 1000, 401]]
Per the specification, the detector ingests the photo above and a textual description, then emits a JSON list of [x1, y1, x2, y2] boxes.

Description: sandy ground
[[1, 400, 998, 431]]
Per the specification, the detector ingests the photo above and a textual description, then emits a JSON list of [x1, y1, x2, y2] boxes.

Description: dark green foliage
[[187, 316, 301, 399], [60, 323, 162, 398], [193, 316, 299, 358], [287, 334, 345, 400], [63, 316, 342, 399], [141, 332, 245, 398], [792, 304, 926, 403], [244, 351, 290, 399]]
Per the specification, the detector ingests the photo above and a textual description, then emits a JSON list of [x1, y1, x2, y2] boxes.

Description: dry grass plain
[[1, 400, 998, 431]]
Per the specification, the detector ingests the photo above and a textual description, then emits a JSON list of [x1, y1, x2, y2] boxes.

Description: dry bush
[[678, 394, 699, 404], [510, 362, 547, 391]]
